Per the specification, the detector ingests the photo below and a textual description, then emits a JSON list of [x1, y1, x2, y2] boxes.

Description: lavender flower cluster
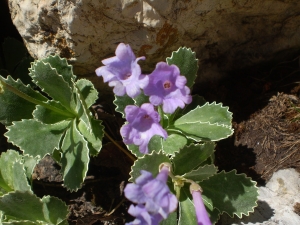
[[96, 43, 192, 154]]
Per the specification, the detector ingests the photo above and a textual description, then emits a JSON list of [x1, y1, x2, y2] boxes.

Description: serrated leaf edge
[[182, 164, 218, 182], [75, 78, 98, 108], [0, 191, 68, 223], [4, 119, 70, 158], [29, 61, 75, 112], [175, 102, 233, 126], [166, 47, 198, 63], [61, 121, 90, 192], [211, 170, 259, 219], [128, 150, 168, 182]]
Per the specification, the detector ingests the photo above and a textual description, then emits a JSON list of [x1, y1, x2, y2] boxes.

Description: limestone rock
[[8, 0, 300, 89]]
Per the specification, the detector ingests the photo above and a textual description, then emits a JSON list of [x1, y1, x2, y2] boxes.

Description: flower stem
[[104, 131, 136, 162]]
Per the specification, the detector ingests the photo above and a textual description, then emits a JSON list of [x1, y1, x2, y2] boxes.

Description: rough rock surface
[[220, 168, 300, 225], [8, 0, 300, 89]]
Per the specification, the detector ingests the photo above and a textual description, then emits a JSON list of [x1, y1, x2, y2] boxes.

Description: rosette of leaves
[[0, 55, 104, 191], [0, 150, 68, 224]]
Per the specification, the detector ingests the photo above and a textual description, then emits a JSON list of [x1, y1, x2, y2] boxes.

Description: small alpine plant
[[0, 42, 258, 224], [96, 43, 258, 224]]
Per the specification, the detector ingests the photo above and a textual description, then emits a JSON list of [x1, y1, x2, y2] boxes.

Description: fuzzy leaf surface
[[0, 76, 47, 125], [0, 150, 31, 194], [162, 133, 187, 155], [172, 143, 215, 175], [166, 47, 198, 88], [199, 170, 258, 218], [40, 55, 76, 86], [113, 94, 134, 118], [5, 120, 70, 158], [174, 102, 233, 141], [129, 151, 171, 182], [74, 90, 92, 130], [183, 164, 218, 182], [29, 60, 76, 112], [77, 118, 104, 156], [61, 120, 89, 191], [75, 79, 98, 108], [160, 211, 177, 225], [133, 92, 149, 106], [0, 191, 68, 224], [33, 101, 72, 124]]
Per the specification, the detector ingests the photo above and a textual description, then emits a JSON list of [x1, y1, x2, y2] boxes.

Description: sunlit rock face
[[8, 0, 300, 88]]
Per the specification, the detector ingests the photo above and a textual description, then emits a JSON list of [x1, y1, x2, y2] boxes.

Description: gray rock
[[220, 168, 300, 225], [8, 0, 300, 89]]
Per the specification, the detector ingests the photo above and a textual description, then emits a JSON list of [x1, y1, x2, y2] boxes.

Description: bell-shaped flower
[[95, 43, 148, 98], [190, 182, 212, 225], [120, 103, 167, 154], [143, 62, 192, 114], [124, 163, 178, 225]]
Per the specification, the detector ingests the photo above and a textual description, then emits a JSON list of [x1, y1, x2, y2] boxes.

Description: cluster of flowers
[[95, 43, 192, 154], [96, 43, 212, 225]]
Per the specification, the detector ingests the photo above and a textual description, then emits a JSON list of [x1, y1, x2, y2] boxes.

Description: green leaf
[[176, 102, 232, 126], [199, 170, 258, 218], [127, 144, 144, 158], [77, 118, 104, 156], [178, 190, 197, 225], [162, 133, 187, 156], [22, 155, 40, 181], [133, 92, 149, 106], [74, 89, 92, 130], [174, 102, 233, 141], [41, 195, 69, 224], [160, 211, 177, 225], [60, 120, 89, 191], [0, 150, 31, 194], [148, 135, 163, 153], [183, 164, 218, 182], [0, 75, 48, 125], [113, 94, 134, 118], [127, 135, 163, 157], [75, 79, 98, 108], [171, 143, 215, 175], [29, 60, 76, 112], [33, 101, 72, 124], [0, 191, 68, 224], [129, 151, 171, 182], [166, 47, 198, 88], [5, 120, 71, 158], [40, 55, 76, 87], [2, 221, 37, 225]]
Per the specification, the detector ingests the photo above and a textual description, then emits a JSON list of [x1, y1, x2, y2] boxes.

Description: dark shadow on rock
[[218, 200, 274, 225]]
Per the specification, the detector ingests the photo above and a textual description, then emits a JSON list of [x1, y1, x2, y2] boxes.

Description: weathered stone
[[8, 0, 300, 89]]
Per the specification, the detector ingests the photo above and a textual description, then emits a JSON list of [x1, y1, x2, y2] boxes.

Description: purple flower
[[120, 103, 167, 154], [190, 183, 212, 225], [124, 163, 178, 225], [143, 62, 192, 114], [95, 43, 148, 98]]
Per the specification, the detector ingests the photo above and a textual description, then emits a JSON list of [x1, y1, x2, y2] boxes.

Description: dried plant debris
[[235, 93, 300, 180]]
